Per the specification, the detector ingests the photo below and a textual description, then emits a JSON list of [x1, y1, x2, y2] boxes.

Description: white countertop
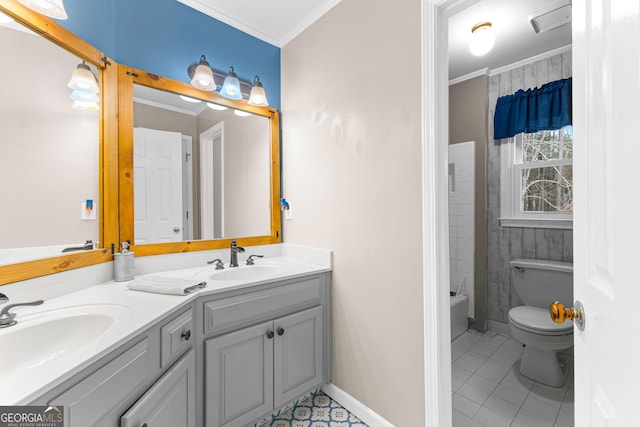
[[0, 253, 330, 405]]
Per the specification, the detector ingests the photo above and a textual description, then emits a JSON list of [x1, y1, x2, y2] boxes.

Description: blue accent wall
[[56, 0, 281, 109]]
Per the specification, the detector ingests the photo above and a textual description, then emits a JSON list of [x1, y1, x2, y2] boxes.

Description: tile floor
[[452, 331, 574, 427], [265, 390, 369, 427]]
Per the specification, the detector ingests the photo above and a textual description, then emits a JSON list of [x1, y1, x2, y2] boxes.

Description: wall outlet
[[284, 203, 293, 220], [81, 200, 97, 220]]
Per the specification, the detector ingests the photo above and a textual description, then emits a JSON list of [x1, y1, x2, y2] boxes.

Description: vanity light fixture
[[188, 55, 216, 91], [206, 102, 228, 111], [219, 66, 243, 100], [234, 110, 252, 117], [179, 95, 202, 103], [248, 75, 269, 106], [18, 0, 68, 20], [469, 21, 495, 56], [68, 62, 99, 110], [67, 62, 99, 93]]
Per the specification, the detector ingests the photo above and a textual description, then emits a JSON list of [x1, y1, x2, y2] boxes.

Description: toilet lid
[[509, 306, 573, 335]]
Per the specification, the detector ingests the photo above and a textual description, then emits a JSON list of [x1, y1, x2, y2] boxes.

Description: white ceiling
[[174, 0, 571, 81], [176, 0, 342, 47], [448, 0, 572, 80]]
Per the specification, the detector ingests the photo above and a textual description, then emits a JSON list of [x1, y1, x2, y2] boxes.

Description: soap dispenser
[[114, 241, 135, 282]]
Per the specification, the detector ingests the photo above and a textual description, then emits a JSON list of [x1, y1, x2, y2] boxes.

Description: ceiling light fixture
[[248, 75, 269, 106], [179, 95, 202, 103], [18, 0, 68, 20], [469, 21, 495, 57], [206, 102, 228, 111], [187, 55, 216, 91], [220, 66, 243, 100], [234, 110, 251, 117]]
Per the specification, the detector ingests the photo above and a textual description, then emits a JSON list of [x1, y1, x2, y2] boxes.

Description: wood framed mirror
[[0, 0, 118, 285], [117, 65, 281, 257]]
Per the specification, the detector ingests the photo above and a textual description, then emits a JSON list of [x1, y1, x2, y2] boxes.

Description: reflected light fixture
[[206, 102, 228, 111], [0, 12, 14, 24], [248, 75, 269, 106], [72, 100, 99, 111], [179, 95, 202, 103], [219, 66, 243, 100], [70, 90, 99, 103], [188, 55, 216, 91], [469, 21, 495, 56], [234, 110, 251, 117], [18, 0, 68, 20]]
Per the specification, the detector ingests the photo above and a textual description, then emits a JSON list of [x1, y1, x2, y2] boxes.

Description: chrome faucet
[[229, 240, 245, 268], [0, 299, 44, 328], [62, 240, 94, 253], [0, 293, 8, 305]]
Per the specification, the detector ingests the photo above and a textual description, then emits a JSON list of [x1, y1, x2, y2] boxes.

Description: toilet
[[508, 259, 573, 387]]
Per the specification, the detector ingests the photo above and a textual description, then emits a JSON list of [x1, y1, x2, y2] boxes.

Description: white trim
[[499, 217, 573, 229], [423, 1, 453, 426], [321, 384, 394, 427], [448, 67, 488, 86], [176, 0, 342, 48], [489, 44, 572, 77]]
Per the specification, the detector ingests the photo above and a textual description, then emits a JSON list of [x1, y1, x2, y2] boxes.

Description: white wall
[[281, 0, 425, 424], [448, 141, 475, 318]]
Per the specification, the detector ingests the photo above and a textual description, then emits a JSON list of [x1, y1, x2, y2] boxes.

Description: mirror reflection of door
[[134, 127, 185, 244], [200, 122, 224, 239]]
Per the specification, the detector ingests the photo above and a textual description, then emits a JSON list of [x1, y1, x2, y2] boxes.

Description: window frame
[[499, 128, 573, 229]]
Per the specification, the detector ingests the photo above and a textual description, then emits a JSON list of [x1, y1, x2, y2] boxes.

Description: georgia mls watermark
[[0, 406, 63, 427]]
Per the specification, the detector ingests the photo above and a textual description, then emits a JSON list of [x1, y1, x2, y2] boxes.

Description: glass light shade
[[191, 64, 215, 90], [67, 63, 99, 93], [469, 22, 495, 56], [234, 110, 251, 117], [72, 100, 99, 110], [219, 67, 243, 100], [70, 89, 99, 103], [179, 95, 201, 103], [18, 0, 68, 20], [248, 76, 268, 106], [206, 102, 228, 111], [0, 12, 14, 23]]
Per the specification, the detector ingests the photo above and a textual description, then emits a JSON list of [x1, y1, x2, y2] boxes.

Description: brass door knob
[[549, 300, 585, 330]]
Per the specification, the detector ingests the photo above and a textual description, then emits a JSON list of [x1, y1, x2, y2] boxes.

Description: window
[[500, 126, 573, 228]]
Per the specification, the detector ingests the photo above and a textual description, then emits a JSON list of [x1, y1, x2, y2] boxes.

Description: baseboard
[[321, 383, 395, 427], [488, 320, 511, 337]]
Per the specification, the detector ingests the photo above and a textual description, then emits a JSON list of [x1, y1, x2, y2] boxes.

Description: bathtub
[[450, 295, 469, 340]]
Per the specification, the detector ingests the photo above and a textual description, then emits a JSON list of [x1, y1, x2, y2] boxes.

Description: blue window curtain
[[493, 77, 572, 140]]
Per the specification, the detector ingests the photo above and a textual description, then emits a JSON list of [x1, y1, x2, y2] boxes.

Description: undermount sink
[[0, 304, 131, 376], [209, 265, 284, 281]]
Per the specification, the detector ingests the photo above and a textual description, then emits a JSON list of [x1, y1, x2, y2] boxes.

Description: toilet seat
[[509, 306, 573, 336]]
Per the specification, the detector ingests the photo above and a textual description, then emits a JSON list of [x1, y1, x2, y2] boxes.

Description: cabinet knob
[[277, 328, 285, 336], [266, 330, 274, 339], [182, 330, 191, 341]]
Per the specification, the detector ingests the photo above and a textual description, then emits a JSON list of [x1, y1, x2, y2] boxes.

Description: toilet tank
[[510, 259, 573, 308]]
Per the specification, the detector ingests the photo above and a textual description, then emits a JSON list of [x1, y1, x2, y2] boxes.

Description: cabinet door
[[205, 321, 274, 427], [121, 348, 196, 427], [273, 306, 324, 408]]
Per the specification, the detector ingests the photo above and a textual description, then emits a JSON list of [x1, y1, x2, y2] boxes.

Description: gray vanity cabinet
[[201, 274, 329, 427], [31, 304, 195, 427], [121, 348, 196, 427]]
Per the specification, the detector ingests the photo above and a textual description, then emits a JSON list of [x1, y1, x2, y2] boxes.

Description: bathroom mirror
[[0, 0, 118, 285], [118, 66, 281, 256]]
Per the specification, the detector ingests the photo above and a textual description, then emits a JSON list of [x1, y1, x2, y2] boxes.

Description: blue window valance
[[493, 77, 572, 140]]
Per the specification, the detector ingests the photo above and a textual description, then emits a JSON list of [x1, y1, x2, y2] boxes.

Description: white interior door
[[572, 1, 640, 425], [134, 127, 183, 244]]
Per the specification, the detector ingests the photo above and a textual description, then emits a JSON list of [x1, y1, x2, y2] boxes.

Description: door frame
[[421, 0, 484, 424]]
